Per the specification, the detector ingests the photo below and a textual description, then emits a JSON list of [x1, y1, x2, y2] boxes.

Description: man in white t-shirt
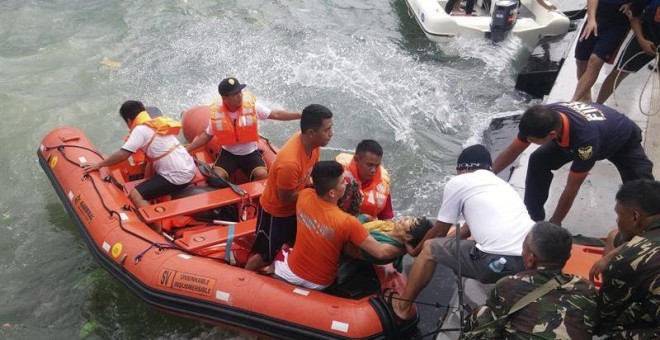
[[391, 144, 534, 321], [84, 100, 196, 232], [186, 77, 302, 181]]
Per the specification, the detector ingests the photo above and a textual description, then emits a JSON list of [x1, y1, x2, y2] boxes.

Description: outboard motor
[[490, 0, 518, 42]]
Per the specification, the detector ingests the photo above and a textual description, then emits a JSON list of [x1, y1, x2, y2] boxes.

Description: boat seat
[[138, 179, 266, 223], [174, 221, 254, 252]]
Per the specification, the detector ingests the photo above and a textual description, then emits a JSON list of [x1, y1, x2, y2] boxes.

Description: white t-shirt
[[437, 169, 534, 256], [204, 101, 272, 156], [122, 125, 196, 185]]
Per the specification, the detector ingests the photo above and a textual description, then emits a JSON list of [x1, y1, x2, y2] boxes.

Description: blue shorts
[[574, 5, 630, 63], [250, 207, 297, 262]]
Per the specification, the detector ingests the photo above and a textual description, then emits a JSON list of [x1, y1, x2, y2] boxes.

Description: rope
[[612, 44, 660, 117]]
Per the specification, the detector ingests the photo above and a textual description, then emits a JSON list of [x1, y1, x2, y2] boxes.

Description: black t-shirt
[[598, 0, 633, 25], [517, 102, 635, 173]]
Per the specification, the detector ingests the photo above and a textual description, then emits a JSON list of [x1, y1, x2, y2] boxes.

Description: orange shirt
[[259, 132, 320, 217], [288, 188, 369, 286]]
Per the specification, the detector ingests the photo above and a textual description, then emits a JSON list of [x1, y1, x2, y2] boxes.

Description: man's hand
[[639, 38, 657, 55], [82, 162, 102, 173], [580, 19, 598, 41], [619, 3, 632, 20], [589, 256, 609, 282]]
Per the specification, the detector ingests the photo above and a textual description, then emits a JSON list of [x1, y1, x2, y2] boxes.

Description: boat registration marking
[[215, 290, 230, 302], [293, 288, 310, 296], [68, 191, 74, 201], [331, 321, 349, 333], [157, 269, 215, 296], [119, 212, 128, 221], [78, 156, 87, 164], [102, 242, 111, 252], [177, 254, 192, 260]]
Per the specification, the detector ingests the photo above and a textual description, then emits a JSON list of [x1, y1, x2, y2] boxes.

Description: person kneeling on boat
[[83, 100, 195, 232], [391, 144, 534, 320], [273, 161, 401, 290], [336, 139, 394, 222], [464, 222, 597, 339], [185, 77, 301, 181]]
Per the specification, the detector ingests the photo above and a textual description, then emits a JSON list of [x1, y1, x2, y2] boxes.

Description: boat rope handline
[[377, 291, 457, 310], [258, 134, 279, 155], [42, 144, 104, 158], [48, 143, 262, 264], [612, 45, 660, 117], [133, 242, 181, 264]]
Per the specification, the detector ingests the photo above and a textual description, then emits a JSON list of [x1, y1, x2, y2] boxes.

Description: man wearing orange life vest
[[186, 77, 301, 181], [83, 101, 196, 232], [244, 104, 334, 271], [335, 140, 393, 221]]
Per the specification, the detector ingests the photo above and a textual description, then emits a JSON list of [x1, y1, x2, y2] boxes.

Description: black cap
[[218, 77, 247, 96], [456, 144, 492, 171]]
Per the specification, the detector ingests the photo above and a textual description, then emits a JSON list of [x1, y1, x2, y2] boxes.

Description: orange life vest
[[209, 92, 259, 146], [335, 152, 391, 218], [129, 110, 182, 162]]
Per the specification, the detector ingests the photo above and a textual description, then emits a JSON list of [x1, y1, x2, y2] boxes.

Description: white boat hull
[[403, 0, 570, 49]]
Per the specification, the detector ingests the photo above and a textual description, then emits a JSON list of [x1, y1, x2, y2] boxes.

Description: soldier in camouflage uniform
[[465, 222, 598, 339], [596, 179, 660, 339]]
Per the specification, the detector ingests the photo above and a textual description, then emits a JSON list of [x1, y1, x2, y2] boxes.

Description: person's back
[[286, 188, 368, 287], [546, 102, 634, 159], [485, 271, 597, 338], [441, 169, 533, 255], [466, 222, 598, 339]]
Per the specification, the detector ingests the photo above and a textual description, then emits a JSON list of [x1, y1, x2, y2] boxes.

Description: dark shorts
[[250, 206, 297, 262], [134, 174, 190, 200], [215, 149, 266, 180], [430, 238, 524, 284], [574, 7, 630, 63], [616, 26, 660, 72]]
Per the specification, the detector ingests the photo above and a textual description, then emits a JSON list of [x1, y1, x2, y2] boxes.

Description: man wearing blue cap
[[186, 77, 302, 181]]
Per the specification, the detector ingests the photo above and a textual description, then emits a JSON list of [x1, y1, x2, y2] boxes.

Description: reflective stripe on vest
[[210, 92, 259, 146]]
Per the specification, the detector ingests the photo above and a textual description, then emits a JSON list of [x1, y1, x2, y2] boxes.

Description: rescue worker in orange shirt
[[335, 139, 393, 221], [186, 77, 301, 181], [244, 104, 334, 271], [272, 160, 401, 290]]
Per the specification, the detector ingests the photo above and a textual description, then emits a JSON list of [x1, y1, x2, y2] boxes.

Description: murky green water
[[0, 0, 541, 338]]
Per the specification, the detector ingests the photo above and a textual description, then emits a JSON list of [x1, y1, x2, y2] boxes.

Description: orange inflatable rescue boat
[[37, 106, 419, 339]]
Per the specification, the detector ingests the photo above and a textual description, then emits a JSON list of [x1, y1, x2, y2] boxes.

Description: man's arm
[[492, 138, 529, 174], [359, 234, 403, 260], [185, 132, 212, 153], [631, 16, 656, 55], [83, 149, 132, 172], [548, 171, 588, 225], [580, 0, 599, 41], [406, 220, 453, 257], [277, 188, 299, 206], [268, 110, 302, 121]]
